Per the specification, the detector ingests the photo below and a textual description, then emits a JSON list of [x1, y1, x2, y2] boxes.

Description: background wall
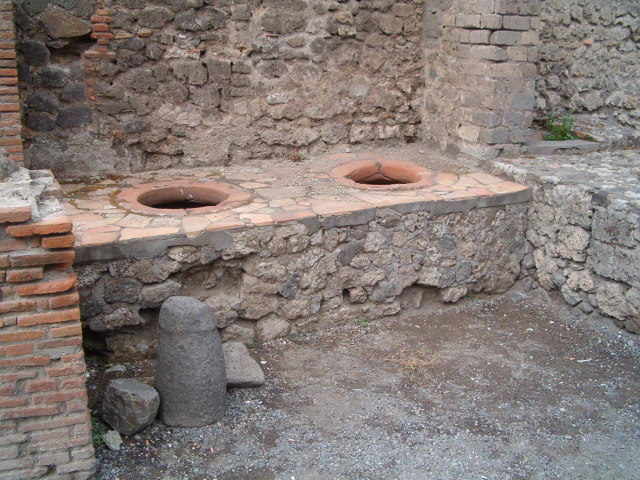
[[536, 0, 640, 128], [14, 0, 425, 177]]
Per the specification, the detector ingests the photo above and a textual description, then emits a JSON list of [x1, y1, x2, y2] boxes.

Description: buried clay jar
[[116, 180, 251, 215]]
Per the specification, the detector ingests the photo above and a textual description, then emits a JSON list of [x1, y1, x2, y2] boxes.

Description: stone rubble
[[101, 379, 160, 436], [223, 342, 266, 388]]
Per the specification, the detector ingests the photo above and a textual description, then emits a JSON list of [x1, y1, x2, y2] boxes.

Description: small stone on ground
[[223, 342, 266, 388], [102, 379, 159, 436]]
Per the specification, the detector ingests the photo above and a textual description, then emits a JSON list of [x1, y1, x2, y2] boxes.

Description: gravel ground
[[90, 291, 640, 480]]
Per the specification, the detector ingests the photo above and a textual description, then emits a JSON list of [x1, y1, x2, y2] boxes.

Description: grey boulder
[[223, 342, 266, 388], [155, 296, 226, 427], [102, 379, 159, 436]]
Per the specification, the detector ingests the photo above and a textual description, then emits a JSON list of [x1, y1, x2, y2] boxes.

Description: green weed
[[91, 415, 108, 448], [544, 114, 576, 141]]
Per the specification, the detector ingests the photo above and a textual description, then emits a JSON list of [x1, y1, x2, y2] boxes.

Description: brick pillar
[[423, 0, 541, 159], [0, 0, 22, 164], [0, 208, 95, 478]]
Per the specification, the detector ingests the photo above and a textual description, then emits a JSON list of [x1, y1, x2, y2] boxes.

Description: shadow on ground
[[92, 292, 640, 480]]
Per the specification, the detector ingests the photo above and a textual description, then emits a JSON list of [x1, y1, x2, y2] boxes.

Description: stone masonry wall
[[75, 202, 528, 356], [15, 0, 425, 177], [536, 0, 640, 129], [422, 0, 541, 159], [0, 160, 95, 479], [493, 150, 640, 334]]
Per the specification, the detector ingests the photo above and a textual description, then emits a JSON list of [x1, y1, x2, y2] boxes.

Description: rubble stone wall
[[14, 0, 426, 177], [75, 202, 529, 356], [536, 0, 640, 129], [0, 163, 95, 480], [493, 151, 640, 334]]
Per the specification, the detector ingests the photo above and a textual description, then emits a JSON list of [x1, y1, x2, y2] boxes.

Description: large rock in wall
[[75, 203, 528, 356], [537, 0, 640, 129], [14, 0, 426, 177]]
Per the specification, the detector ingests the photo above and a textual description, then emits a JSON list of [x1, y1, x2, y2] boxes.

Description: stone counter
[[62, 149, 532, 356]]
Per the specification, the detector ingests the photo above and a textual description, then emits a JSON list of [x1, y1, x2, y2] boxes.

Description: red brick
[[41, 234, 75, 249], [0, 316, 16, 327], [30, 428, 70, 442], [51, 324, 81, 338], [34, 389, 86, 405], [0, 68, 16, 76], [9, 250, 75, 267], [62, 351, 84, 363], [0, 342, 33, 356], [91, 32, 114, 40], [0, 355, 51, 367], [4, 144, 23, 153], [0, 397, 27, 408], [0, 299, 36, 314], [20, 413, 89, 432], [49, 291, 79, 309], [46, 363, 85, 377], [0, 99, 19, 107], [0, 371, 36, 384], [6, 267, 44, 283], [0, 385, 15, 396], [1, 406, 59, 419], [5, 217, 72, 237], [16, 274, 77, 296], [0, 329, 44, 343], [24, 380, 58, 393], [0, 206, 30, 223], [0, 254, 8, 267], [0, 238, 25, 252], [46, 261, 74, 271], [36, 336, 82, 350], [28, 236, 41, 248], [17, 307, 80, 327], [0, 136, 20, 146], [90, 15, 112, 22], [60, 377, 85, 389]]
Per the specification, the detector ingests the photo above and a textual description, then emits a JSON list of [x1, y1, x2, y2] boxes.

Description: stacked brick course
[[0, 204, 95, 479], [423, 0, 541, 158], [0, 0, 22, 164]]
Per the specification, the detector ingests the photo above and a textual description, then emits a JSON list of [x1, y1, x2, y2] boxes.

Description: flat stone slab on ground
[[223, 342, 266, 388], [526, 139, 600, 155]]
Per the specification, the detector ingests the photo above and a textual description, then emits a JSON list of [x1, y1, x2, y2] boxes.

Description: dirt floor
[[90, 289, 640, 480]]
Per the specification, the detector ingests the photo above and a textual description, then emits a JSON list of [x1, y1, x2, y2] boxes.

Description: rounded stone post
[[155, 296, 226, 427]]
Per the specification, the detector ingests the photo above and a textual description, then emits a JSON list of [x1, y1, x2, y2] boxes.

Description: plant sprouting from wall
[[544, 114, 576, 141]]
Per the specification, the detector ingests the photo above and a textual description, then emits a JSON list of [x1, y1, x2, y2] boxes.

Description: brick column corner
[[0, 200, 95, 479], [0, 0, 23, 165]]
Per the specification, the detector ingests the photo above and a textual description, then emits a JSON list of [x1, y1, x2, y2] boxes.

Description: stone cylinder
[[155, 296, 226, 427]]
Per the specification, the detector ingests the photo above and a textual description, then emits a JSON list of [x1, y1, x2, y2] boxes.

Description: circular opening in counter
[[330, 159, 434, 191], [116, 180, 251, 215]]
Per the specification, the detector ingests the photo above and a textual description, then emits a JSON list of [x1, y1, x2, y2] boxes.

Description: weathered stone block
[[223, 342, 265, 388], [155, 297, 226, 427], [102, 379, 159, 436]]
